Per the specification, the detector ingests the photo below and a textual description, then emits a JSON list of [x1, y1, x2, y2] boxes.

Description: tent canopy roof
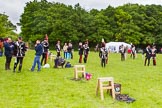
[[106, 42, 131, 53]]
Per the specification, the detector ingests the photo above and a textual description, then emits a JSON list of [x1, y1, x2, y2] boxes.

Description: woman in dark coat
[[4, 38, 14, 70]]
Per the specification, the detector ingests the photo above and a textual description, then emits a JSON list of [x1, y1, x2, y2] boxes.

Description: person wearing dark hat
[[4, 38, 14, 70], [13, 36, 27, 72], [41, 38, 49, 65]]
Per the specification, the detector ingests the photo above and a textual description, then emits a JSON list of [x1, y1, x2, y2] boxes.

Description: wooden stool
[[96, 77, 115, 100], [74, 65, 86, 79]]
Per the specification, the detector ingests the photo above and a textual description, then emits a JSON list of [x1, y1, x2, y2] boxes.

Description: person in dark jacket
[[31, 40, 43, 71], [119, 44, 126, 61], [55, 40, 61, 57], [78, 42, 84, 63], [41, 38, 49, 65], [83, 42, 89, 63], [4, 38, 14, 70], [13, 37, 27, 72], [99, 46, 108, 67], [143, 45, 152, 66]]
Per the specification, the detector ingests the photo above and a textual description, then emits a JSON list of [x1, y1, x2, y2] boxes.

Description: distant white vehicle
[[105, 42, 131, 53]]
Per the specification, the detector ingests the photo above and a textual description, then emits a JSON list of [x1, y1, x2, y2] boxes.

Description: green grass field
[[0, 50, 162, 108]]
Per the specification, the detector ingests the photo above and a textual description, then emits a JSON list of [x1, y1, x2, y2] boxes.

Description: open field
[[0, 50, 162, 108]]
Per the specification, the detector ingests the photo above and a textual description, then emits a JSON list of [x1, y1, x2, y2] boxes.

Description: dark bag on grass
[[65, 62, 72, 68], [116, 94, 136, 103]]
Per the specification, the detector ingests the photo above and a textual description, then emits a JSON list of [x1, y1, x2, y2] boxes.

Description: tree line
[[3, 0, 162, 48]]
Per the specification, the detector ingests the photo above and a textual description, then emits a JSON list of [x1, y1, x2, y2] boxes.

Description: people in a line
[[63, 42, 68, 59], [55, 40, 61, 57], [13, 36, 27, 72], [41, 38, 49, 65], [99, 45, 108, 67], [4, 38, 14, 70], [143, 45, 152, 66], [151, 45, 157, 66], [78, 42, 84, 63], [31, 40, 43, 72], [83, 42, 89, 63]]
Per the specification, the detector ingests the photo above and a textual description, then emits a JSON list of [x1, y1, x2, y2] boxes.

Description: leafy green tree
[[20, 1, 162, 47], [0, 13, 16, 38]]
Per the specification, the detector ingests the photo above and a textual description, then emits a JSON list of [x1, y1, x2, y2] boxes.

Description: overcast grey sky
[[0, 0, 162, 33]]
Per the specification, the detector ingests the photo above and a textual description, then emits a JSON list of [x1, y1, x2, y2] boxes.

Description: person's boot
[[5, 63, 7, 70], [153, 59, 156, 66], [13, 63, 17, 72], [7, 63, 11, 70], [18, 64, 22, 72]]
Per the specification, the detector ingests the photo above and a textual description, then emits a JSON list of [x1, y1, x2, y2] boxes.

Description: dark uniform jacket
[[41, 41, 49, 53], [4, 42, 14, 57], [143, 47, 152, 58], [78, 45, 83, 55], [14, 41, 27, 57]]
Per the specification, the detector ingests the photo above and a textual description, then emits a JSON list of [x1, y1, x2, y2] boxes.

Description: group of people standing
[[55, 39, 90, 64], [31, 38, 49, 72], [1, 35, 159, 72], [62, 41, 73, 59], [119, 43, 157, 66], [55, 40, 73, 59], [119, 44, 136, 61], [3, 37, 27, 72], [78, 41, 89, 63], [143, 45, 157, 66], [2, 36, 49, 72]]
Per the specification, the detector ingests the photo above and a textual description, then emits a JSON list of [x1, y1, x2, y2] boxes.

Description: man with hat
[[13, 36, 27, 72]]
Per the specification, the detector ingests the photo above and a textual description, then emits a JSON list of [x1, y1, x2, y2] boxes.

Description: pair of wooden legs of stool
[[96, 77, 115, 100], [74, 65, 85, 79]]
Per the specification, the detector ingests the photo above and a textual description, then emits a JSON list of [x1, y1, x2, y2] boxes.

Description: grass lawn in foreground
[[0, 50, 162, 108]]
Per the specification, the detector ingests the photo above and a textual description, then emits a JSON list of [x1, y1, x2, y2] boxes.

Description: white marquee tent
[[105, 42, 131, 53]]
